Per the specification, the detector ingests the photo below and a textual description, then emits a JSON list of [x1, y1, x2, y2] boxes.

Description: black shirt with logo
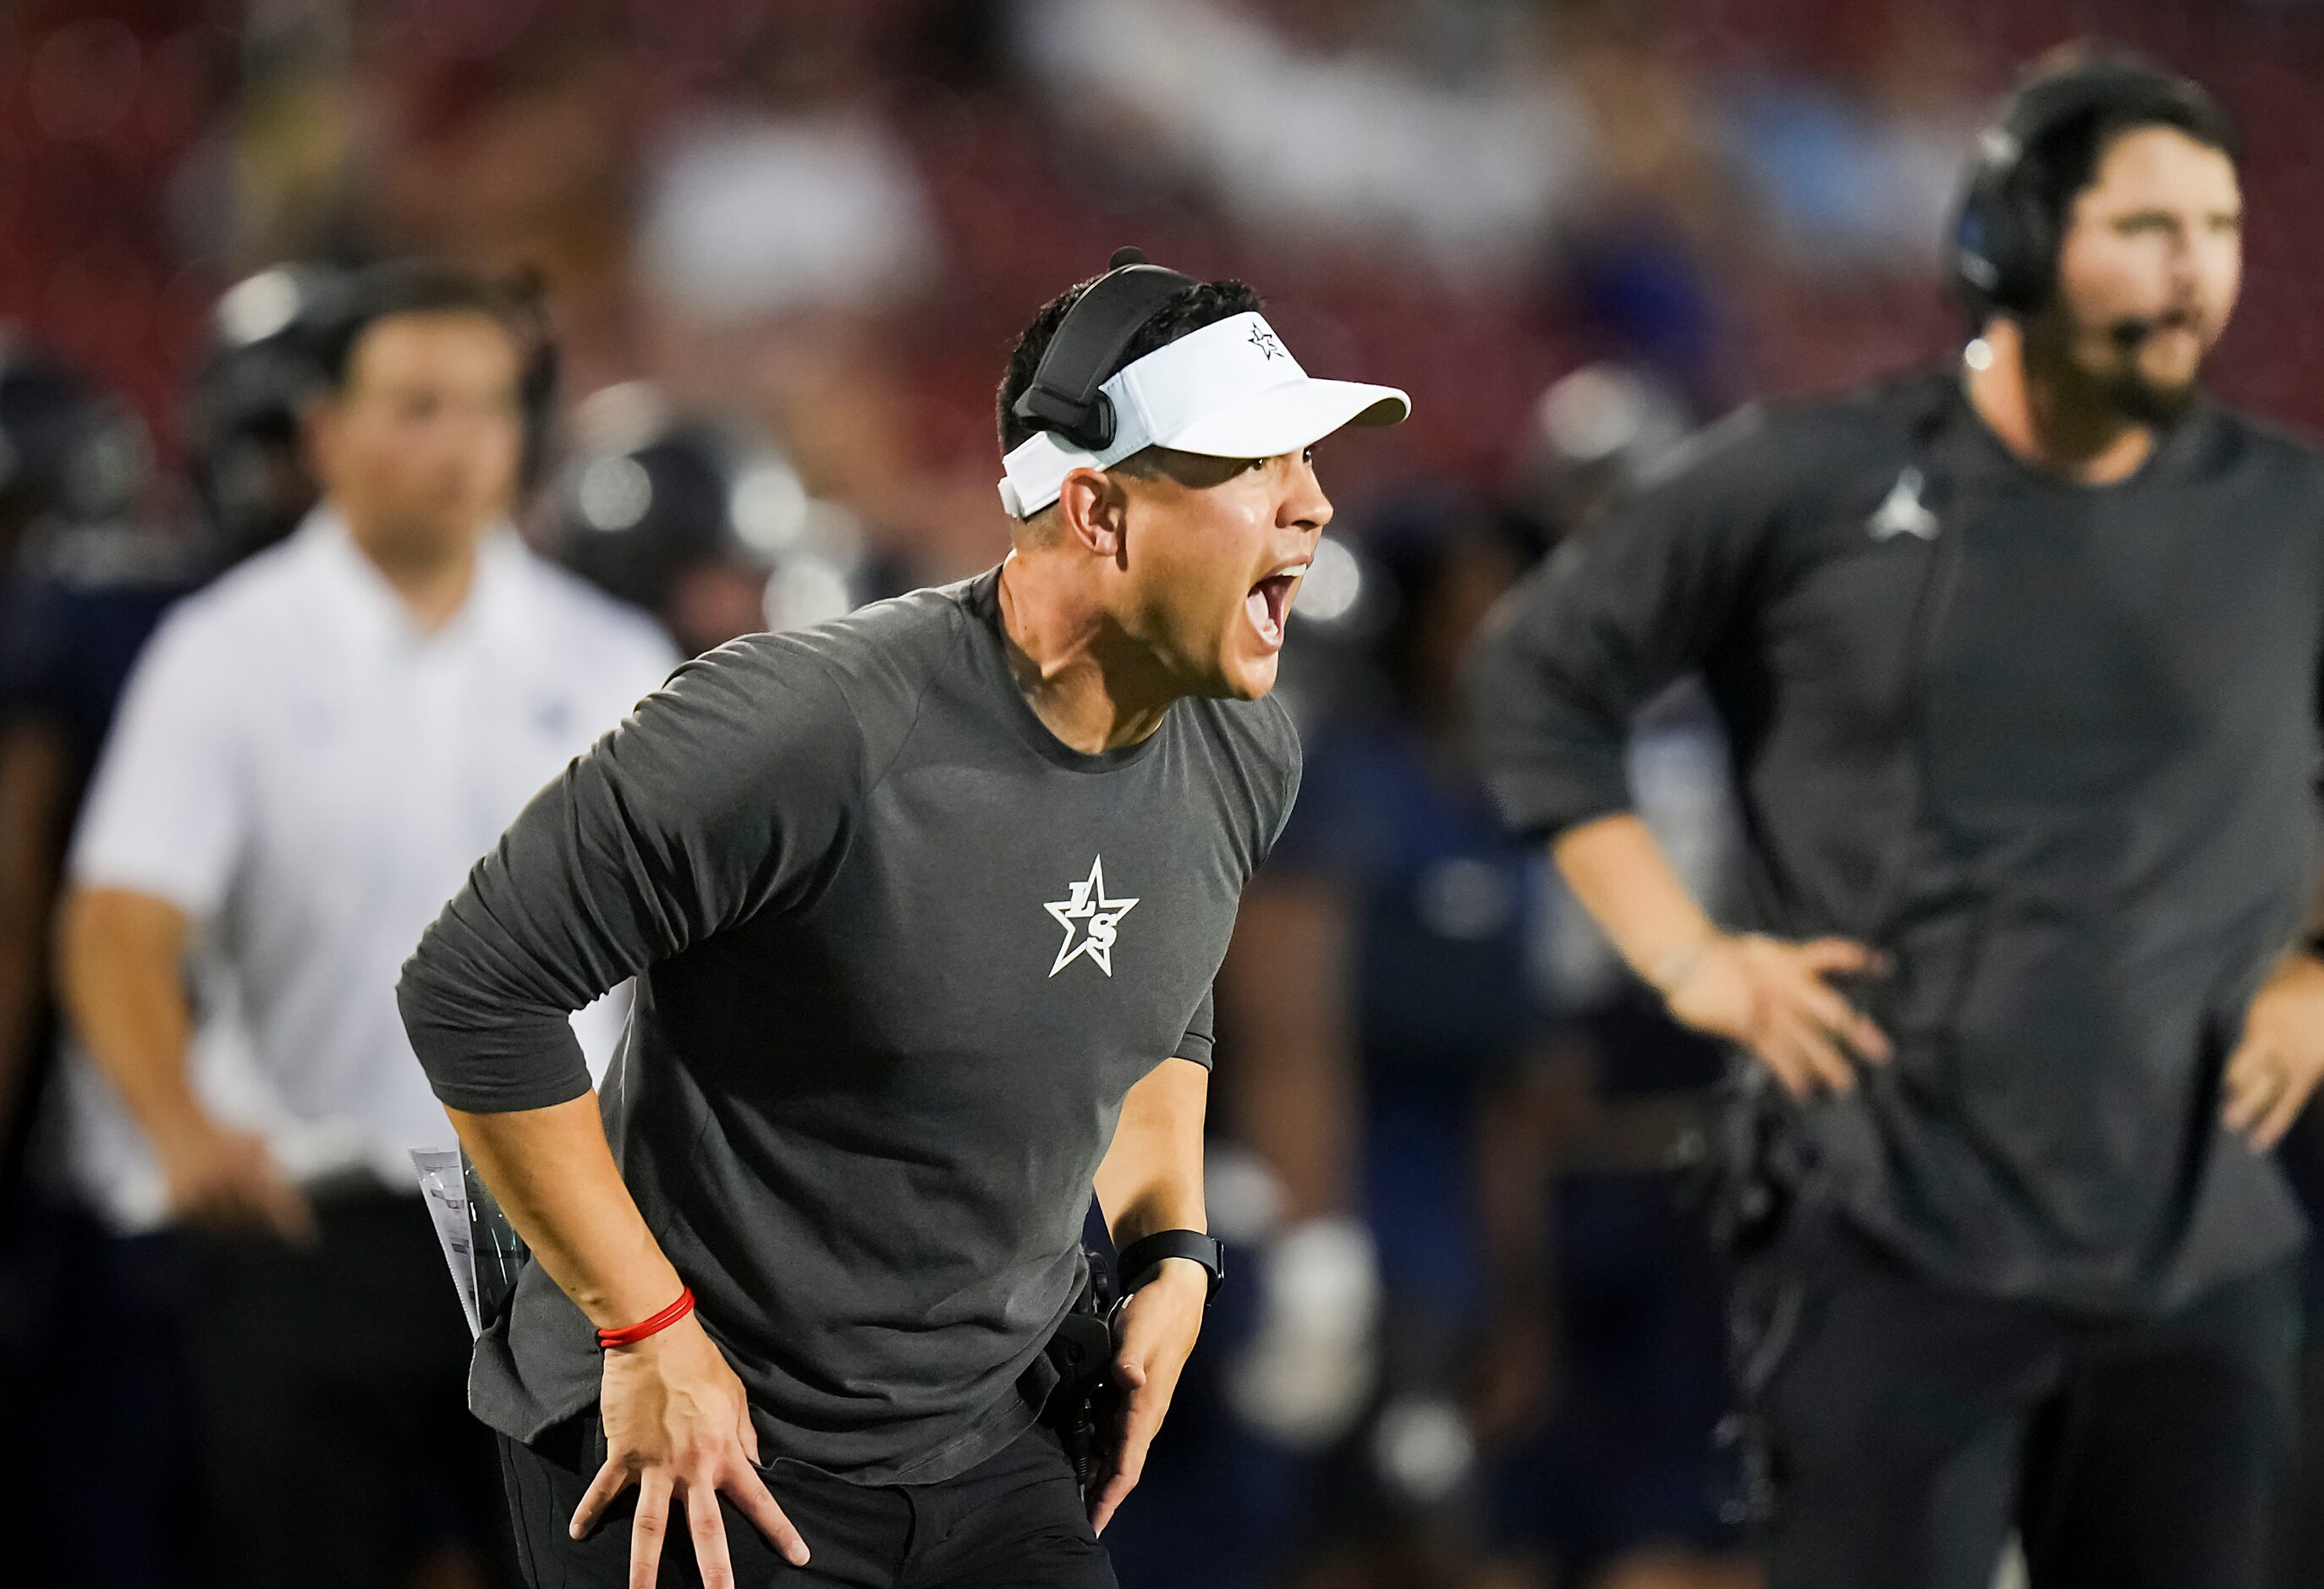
[[1470, 366, 2324, 1315], [400, 569, 1299, 1481]]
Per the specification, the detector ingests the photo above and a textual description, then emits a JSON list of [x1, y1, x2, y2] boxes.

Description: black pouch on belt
[[1019, 1246, 1121, 1496], [1673, 1061, 1818, 1526], [1673, 1061, 1814, 1262]]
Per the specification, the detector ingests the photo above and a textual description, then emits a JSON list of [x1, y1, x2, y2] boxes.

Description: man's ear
[[1055, 466, 1129, 561]]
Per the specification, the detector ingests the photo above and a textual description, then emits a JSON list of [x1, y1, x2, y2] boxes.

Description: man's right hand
[[576, 1311, 810, 1589], [155, 1114, 316, 1242], [1656, 932, 1893, 1098]]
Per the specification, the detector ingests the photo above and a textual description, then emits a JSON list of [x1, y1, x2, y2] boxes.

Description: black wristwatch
[[1114, 1230, 1225, 1305]]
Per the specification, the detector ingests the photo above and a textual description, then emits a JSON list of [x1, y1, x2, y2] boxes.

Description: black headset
[[1010, 247, 1196, 454], [1950, 52, 2236, 320]]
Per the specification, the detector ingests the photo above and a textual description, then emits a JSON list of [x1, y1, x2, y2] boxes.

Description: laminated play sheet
[[412, 1148, 481, 1338], [413, 1146, 532, 1340]]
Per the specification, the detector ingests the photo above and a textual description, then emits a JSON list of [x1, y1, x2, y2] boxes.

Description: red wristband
[[596, 1286, 695, 1350]]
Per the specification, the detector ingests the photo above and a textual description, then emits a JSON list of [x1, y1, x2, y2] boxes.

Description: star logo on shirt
[[1045, 857, 1140, 978], [1247, 324, 1286, 361]]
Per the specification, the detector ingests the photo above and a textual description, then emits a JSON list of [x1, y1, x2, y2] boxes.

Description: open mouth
[[1244, 569, 1302, 651]]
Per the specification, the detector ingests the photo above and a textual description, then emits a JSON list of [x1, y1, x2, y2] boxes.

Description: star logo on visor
[[1247, 324, 1286, 360], [1045, 857, 1140, 977]]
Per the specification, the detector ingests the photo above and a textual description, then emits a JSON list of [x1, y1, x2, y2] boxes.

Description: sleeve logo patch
[[1867, 467, 1940, 542]]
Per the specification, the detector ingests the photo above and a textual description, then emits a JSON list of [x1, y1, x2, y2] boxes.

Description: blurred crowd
[[5, 2, 2324, 1587]]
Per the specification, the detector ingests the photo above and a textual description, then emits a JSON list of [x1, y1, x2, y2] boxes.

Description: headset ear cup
[[1012, 257, 1196, 459], [1951, 162, 2052, 319], [1998, 185, 2057, 315], [1076, 392, 1116, 454], [1952, 157, 2020, 320], [1953, 190, 2004, 316]]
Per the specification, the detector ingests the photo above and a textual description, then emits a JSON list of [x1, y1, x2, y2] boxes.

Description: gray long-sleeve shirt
[[1469, 368, 2322, 1315], [398, 569, 1299, 1482]]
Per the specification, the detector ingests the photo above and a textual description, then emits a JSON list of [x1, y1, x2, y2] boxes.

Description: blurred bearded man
[[1470, 47, 2323, 1589]]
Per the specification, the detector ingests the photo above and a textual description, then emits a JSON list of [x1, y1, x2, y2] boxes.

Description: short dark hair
[[2024, 69, 2242, 234], [996, 276, 1264, 457], [315, 260, 537, 391]]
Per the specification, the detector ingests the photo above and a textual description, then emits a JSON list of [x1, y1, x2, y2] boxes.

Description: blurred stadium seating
[[3, 0, 2319, 560]]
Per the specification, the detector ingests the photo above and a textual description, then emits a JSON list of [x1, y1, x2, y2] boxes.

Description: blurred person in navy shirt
[[1198, 494, 1747, 1589], [1178, 501, 1548, 1589], [0, 346, 169, 1188], [0, 342, 203, 1587]]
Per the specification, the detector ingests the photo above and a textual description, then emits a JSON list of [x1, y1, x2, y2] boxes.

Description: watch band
[[1115, 1230, 1225, 1303]]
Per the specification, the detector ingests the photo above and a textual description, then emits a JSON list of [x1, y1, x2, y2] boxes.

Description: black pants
[[2277, 1332, 2324, 1586], [0, 1190, 198, 1589], [500, 1414, 1116, 1589], [192, 1185, 519, 1589], [1760, 1225, 2300, 1589]]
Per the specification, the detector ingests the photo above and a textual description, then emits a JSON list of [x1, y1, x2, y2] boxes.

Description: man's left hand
[[1085, 1259, 1207, 1536], [2222, 951, 2324, 1151]]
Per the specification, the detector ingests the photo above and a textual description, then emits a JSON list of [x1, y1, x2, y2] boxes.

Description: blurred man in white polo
[[56, 261, 674, 1589]]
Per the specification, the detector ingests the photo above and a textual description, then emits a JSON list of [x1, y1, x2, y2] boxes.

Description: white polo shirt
[[60, 509, 677, 1229]]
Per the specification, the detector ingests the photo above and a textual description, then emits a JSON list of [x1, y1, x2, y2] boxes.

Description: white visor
[[997, 312, 1409, 520]]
